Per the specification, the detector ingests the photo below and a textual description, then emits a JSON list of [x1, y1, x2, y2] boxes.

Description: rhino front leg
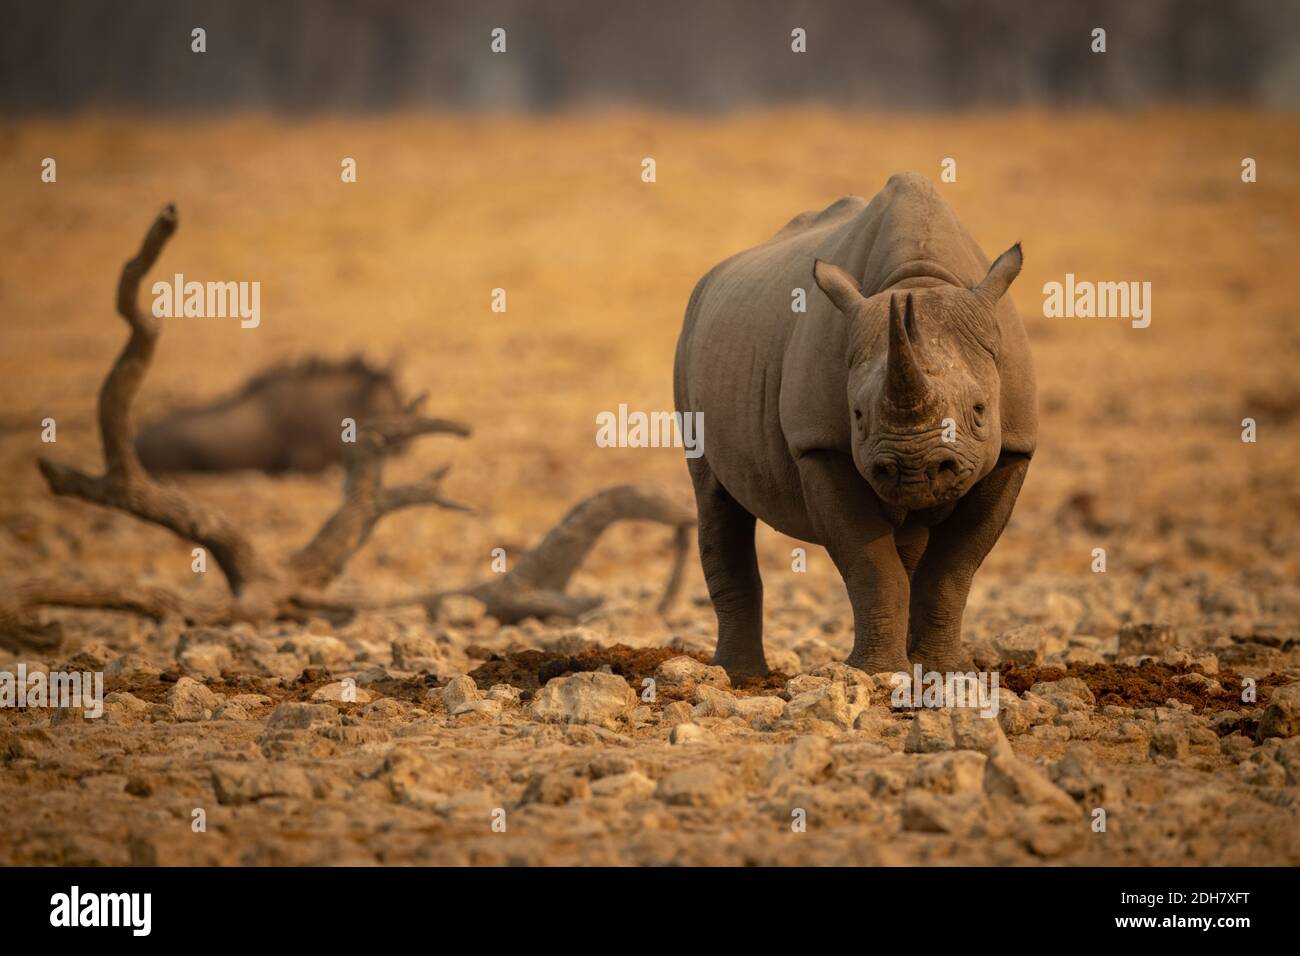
[[687, 456, 768, 679], [796, 451, 911, 674], [907, 451, 1030, 671]]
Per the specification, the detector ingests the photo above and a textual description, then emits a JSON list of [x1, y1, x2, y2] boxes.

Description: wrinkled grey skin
[[673, 173, 1037, 677], [135, 358, 405, 474]]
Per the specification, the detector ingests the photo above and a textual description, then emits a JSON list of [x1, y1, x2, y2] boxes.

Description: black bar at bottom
[[0, 865, 1275, 941]]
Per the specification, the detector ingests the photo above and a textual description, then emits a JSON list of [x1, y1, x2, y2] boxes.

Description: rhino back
[[674, 196, 874, 537]]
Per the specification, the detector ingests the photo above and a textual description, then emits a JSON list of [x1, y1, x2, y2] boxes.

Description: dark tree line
[[2, 0, 1295, 115]]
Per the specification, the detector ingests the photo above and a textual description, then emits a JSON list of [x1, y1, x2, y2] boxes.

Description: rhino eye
[[973, 402, 986, 416], [854, 409, 863, 421]]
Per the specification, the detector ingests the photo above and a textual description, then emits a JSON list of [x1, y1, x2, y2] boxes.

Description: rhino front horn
[[884, 293, 933, 412]]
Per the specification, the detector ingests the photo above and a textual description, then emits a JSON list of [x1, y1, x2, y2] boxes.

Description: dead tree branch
[[290, 418, 472, 589], [35, 205, 277, 602], [3, 204, 471, 649], [423, 485, 696, 624]]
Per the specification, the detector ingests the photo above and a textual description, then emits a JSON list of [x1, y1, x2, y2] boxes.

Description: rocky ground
[[1, 110, 1298, 865], [2, 588, 1298, 866]]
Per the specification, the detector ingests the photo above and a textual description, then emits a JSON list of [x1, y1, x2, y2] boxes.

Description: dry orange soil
[[0, 110, 1297, 865]]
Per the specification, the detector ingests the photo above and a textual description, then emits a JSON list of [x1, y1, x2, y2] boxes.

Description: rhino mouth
[[868, 466, 973, 509]]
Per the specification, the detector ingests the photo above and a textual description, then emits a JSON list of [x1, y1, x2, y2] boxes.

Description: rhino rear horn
[[973, 242, 1023, 306], [885, 292, 933, 411]]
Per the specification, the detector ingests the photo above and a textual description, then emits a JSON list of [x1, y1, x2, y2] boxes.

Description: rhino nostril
[[871, 461, 898, 485], [929, 454, 959, 481]]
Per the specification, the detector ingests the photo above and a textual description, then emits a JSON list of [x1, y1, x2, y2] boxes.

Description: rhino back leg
[[907, 451, 1030, 671], [687, 456, 768, 679], [796, 450, 912, 674]]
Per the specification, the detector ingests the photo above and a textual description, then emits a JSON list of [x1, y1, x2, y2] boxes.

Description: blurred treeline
[[2, 0, 1297, 114]]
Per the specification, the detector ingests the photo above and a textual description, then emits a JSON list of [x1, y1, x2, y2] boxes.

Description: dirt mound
[[999, 661, 1287, 712]]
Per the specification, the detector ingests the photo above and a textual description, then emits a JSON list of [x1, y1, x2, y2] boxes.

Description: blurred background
[[3, 0, 1299, 113], [0, 1, 1297, 652]]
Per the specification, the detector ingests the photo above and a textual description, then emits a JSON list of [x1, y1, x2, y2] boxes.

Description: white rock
[[1030, 676, 1096, 710], [487, 684, 521, 706], [391, 635, 443, 670], [529, 672, 638, 730], [669, 722, 712, 745], [654, 764, 736, 807], [653, 656, 730, 696], [265, 702, 338, 730], [732, 695, 786, 727], [1148, 722, 1190, 760], [691, 683, 739, 718], [375, 747, 461, 804], [983, 751, 1079, 820], [767, 735, 834, 783], [211, 762, 314, 805], [591, 771, 657, 800], [311, 681, 376, 704], [950, 708, 1012, 757], [901, 791, 991, 835], [908, 751, 988, 794], [250, 652, 303, 681], [452, 698, 502, 718], [784, 674, 831, 698], [101, 691, 150, 724], [1258, 683, 1300, 740], [440, 675, 479, 712], [990, 625, 1046, 665], [278, 633, 350, 666], [904, 710, 955, 753], [177, 643, 233, 680], [783, 682, 865, 730], [106, 654, 161, 685], [1117, 622, 1177, 657], [1044, 591, 1085, 636], [166, 677, 220, 721], [809, 662, 873, 688], [658, 700, 695, 726], [520, 771, 591, 805]]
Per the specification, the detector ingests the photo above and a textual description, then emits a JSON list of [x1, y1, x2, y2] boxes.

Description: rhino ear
[[812, 259, 866, 315], [973, 243, 1023, 306]]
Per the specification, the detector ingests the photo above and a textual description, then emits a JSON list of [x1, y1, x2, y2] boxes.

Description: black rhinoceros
[[673, 172, 1037, 677]]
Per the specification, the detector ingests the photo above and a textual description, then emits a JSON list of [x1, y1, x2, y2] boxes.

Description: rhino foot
[[909, 649, 978, 674], [710, 652, 770, 681], [845, 650, 910, 675]]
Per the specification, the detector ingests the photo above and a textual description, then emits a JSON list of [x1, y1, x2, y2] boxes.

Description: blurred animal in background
[[135, 357, 411, 474]]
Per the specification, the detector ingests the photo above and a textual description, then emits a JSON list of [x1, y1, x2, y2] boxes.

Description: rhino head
[[812, 244, 1022, 510]]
